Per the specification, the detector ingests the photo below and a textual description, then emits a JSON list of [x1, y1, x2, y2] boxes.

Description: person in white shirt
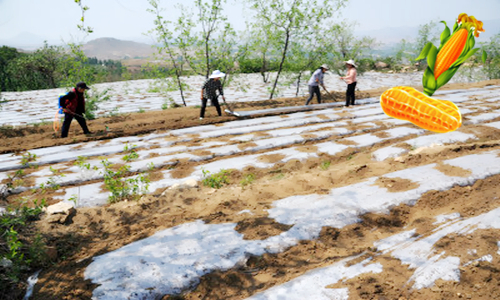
[[340, 60, 357, 107], [305, 64, 329, 105]]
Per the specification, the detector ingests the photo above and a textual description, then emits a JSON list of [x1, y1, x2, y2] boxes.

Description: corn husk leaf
[[427, 44, 438, 71], [439, 21, 451, 48], [436, 66, 460, 89], [416, 42, 433, 61], [423, 67, 437, 96]]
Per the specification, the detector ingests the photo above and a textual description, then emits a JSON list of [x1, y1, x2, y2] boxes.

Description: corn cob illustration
[[416, 13, 486, 96], [381, 86, 461, 133], [379, 13, 486, 133]]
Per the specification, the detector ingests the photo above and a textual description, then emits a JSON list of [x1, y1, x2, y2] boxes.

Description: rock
[[0, 258, 12, 268], [375, 61, 389, 69], [170, 183, 181, 190], [44, 202, 76, 224], [45, 202, 74, 215], [183, 178, 198, 188], [394, 156, 405, 163]]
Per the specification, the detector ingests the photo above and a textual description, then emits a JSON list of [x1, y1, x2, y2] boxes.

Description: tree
[[246, 0, 347, 99], [284, 33, 329, 96], [0, 46, 21, 92], [481, 33, 500, 79], [240, 23, 279, 83], [176, 0, 237, 80], [328, 20, 377, 75], [148, 0, 188, 106]]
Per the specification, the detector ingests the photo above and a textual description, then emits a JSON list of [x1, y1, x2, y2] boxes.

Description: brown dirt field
[[3, 79, 500, 300], [1, 79, 498, 155]]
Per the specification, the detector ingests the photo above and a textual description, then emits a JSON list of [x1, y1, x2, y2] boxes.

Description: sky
[[0, 0, 499, 47]]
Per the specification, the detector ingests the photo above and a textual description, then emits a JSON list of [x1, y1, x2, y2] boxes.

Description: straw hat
[[320, 64, 330, 70], [344, 60, 357, 68], [209, 70, 226, 78]]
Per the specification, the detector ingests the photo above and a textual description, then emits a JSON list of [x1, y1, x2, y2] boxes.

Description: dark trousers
[[305, 85, 321, 105], [200, 97, 221, 118], [346, 82, 357, 106], [61, 112, 90, 138]]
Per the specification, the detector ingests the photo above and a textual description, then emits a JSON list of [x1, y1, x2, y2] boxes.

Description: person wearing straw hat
[[59, 81, 92, 138], [340, 60, 357, 107], [304, 64, 329, 105], [200, 70, 226, 120]]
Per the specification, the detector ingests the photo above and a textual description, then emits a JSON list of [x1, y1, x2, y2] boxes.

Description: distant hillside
[[82, 37, 156, 60], [356, 18, 500, 49]]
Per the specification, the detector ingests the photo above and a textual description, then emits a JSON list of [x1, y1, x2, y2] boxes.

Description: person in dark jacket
[[59, 82, 91, 138], [200, 70, 226, 120]]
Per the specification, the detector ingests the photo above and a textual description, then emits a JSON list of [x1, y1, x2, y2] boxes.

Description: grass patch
[[202, 169, 230, 189], [320, 160, 331, 170], [240, 173, 255, 188]]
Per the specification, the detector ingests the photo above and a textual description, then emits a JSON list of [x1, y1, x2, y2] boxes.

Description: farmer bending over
[[305, 64, 329, 105], [59, 82, 92, 138], [200, 70, 225, 120]]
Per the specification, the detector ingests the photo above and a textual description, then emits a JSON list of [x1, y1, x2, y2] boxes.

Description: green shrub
[[100, 159, 150, 203], [240, 173, 255, 188], [202, 169, 230, 189], [84, 88, 112, 120], [0, 198, 48, 291]]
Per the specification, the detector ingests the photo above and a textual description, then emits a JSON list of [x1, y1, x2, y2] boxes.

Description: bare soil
[[3, 79, 500, 300]]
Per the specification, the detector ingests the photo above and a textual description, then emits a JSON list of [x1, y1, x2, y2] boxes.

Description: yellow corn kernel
[[434, 28, 468, 80], [380, 86, 461, 133]]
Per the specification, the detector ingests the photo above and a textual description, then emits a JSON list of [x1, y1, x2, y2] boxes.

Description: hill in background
[[82, 37, 157, 60]]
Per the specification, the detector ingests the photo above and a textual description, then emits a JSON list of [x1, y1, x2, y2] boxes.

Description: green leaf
[[467, 30, 475, 49], [416, 42, 433, 61], [439, 21, 450, 46], [427, 44, 438, 72], [422, 67, 437, 96], [482, 50, 487, 63], [452, 21, 458, 33], [436, 66, 459, 89]]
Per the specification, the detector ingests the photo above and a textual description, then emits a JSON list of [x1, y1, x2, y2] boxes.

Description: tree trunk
[[260, 52, 268, 83], [295, 72, 302, 97], [269, 30, 290, 99], [205, 37, 211, 79], [162, 35, 187, 106]]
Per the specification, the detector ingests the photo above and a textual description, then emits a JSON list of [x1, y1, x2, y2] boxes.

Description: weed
[[37, 167, 65, 192], [240, 173, 255, 188], [272, 173, 285, 180], [100, 159, 150, 203], [1, 197, 48, 289], [68, 195, 78, 207], [347, 154, 354, 161], [320, 160, 331, 170], [122, 144, 139, 162], [84, 88, 112, 120], [138, 108, 145, 113], [202, 169, 230, 189], [1, 169, 26, 197], [20, 152, 37, 168]]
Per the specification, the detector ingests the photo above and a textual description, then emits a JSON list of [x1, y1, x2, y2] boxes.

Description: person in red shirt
[[59, 82, 92, 138], [340, 60, 357, 107]]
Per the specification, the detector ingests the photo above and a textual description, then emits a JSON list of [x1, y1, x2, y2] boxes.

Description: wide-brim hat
[[320, 64, 329, 70], [76, 82, 90, 90], [344, 60, 357, 68], [209, 70, 226, 79]]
